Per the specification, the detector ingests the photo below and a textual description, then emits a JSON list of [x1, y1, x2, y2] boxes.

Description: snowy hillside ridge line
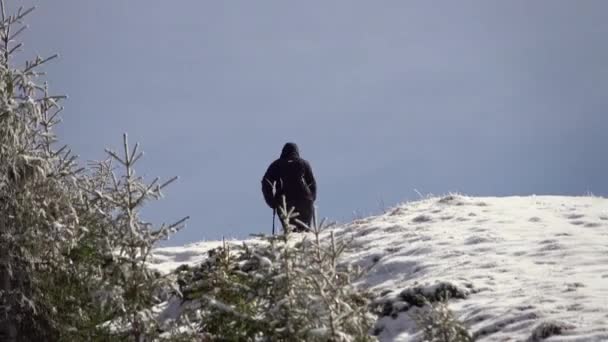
[[149, 195, 608, 341]]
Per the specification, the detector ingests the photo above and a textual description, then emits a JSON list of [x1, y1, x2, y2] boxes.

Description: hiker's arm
[[304, 161, 317, 201]]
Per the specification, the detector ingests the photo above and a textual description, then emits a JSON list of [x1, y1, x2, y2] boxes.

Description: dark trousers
[[279, 199, 314, 232]]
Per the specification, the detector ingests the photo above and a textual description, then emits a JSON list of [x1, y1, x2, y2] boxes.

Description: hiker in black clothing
[[261, 143, 317, 232]]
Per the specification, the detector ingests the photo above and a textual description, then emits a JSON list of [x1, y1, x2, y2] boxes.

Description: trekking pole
[[272, 208, 276, 235], [313, 205, 317, 229]]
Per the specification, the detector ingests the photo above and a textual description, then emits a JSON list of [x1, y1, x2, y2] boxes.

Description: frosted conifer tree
[[0, 3, 187, 340], [0, 3, 71, 340]]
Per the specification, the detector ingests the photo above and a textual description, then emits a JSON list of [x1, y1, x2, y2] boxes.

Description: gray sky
[[18, 1, 608, 246]]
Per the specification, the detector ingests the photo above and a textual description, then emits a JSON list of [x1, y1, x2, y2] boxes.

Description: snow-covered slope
[[150, 195, 608, 341]]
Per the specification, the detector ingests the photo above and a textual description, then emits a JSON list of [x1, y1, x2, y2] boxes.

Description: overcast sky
[[17, 1, 608, 246]]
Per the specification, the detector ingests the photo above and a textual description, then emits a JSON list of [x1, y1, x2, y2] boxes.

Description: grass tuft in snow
[[399, 282, 469, 307], [526, 321, 575, 342]]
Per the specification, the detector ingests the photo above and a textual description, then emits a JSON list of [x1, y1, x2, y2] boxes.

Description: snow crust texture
[[151, 195, 608, 341]]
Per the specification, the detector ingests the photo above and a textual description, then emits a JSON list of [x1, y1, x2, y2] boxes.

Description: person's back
[[261, 143, 317, 232]]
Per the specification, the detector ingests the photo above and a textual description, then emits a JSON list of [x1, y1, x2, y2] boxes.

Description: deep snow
[[149, 195, 608, 341]]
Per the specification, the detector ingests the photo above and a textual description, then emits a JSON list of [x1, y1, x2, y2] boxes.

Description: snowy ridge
[[150, 195, 608, 341]]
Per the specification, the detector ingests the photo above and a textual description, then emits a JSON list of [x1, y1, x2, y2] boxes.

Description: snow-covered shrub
[[172, 206, 376, 341], [412, 298, 472, 342], [0, 4, 186, 341]]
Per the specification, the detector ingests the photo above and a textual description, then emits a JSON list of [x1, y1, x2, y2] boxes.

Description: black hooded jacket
[[261, 143, 317, 209]]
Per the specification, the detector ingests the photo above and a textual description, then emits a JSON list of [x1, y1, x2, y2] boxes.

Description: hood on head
[[280, 142, 300, 159]]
